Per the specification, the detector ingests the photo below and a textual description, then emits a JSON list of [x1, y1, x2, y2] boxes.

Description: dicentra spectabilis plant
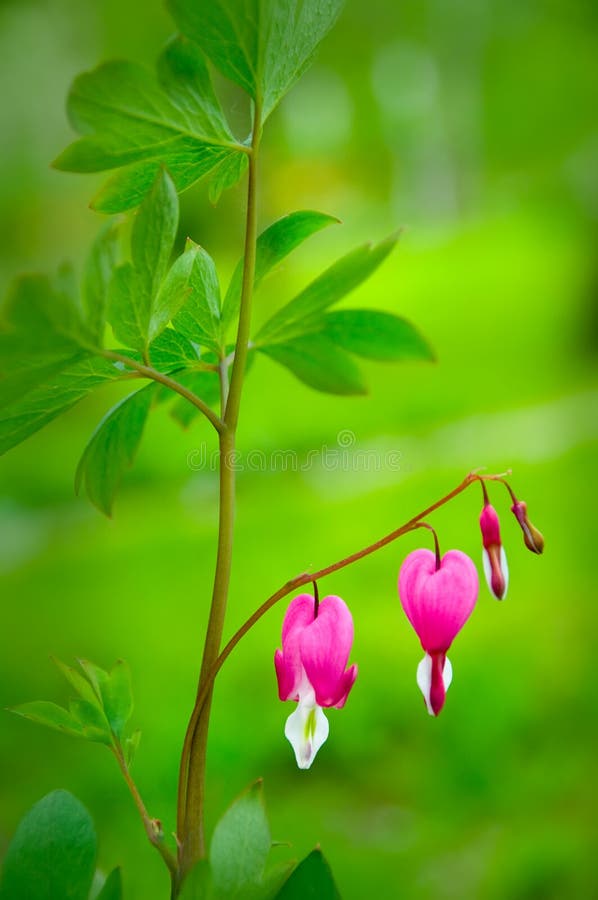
[[0, 2, 544, 898]]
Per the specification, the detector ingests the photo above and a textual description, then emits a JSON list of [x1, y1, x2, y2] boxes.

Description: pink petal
[[399, 549, 478, 652], [275, 594, 316, 701], [300, 595, 355, 708], [333, 663, 358, 709]]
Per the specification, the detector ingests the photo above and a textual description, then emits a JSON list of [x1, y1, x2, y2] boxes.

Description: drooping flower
[[398, 549, 478, 716], [511, 499, 544, 554], [274, 593, 358, 769], [480, 502, 509, 599]]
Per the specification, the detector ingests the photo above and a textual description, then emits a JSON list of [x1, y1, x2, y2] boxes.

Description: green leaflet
[[0, 355, 125, 456], [108, 169, 179, 353], [54, 37, 248, 212], [0, 791, 97, 900], [256, 234, 399, 343], [210, 781, 271, 899], [221, 210, 339, 333], [168, 0, 344, 120], [172, 242, 223, 353], [274, 849, 341, 900], [284, 309, 436, 362], [258, 334, 367, 395], [95, 868, 123, 900], [75, 385, 155, 516]]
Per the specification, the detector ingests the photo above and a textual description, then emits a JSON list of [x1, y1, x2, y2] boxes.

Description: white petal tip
[[284, 702, 329, 769]]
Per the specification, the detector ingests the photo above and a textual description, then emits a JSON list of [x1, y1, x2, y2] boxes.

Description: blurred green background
[[1, 0, 597, 897]]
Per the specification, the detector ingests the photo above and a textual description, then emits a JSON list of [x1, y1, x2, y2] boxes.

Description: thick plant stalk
[[177, 103, 262, 880]]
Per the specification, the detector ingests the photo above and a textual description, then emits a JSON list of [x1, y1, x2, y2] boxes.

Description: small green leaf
[[148, 328, 201, 370], [54, 39, 246, 213], [75, 385, 154, 516], [168, 0, 344, 120], [95, 868, 123, 900], [0, 790, 96, 900], [132, 169, 179, 335], [256, 234, 399, 343], [74, 659, 133, 741], [68, 699, 112, 745], [297, 309, 435, 362], [82, 221, 120, 343], [108, 170, 179, 353], [173, 243, 222, 352], [221, 210, 339, 333], [274, 849, 341, 900], [210, 780, 271, 899], [103, 660, 134, 740], [258, 334, 367, 395], [249, 861, 297, 900], [9, 701, 84, 739], [51, 657, 101, 708], [0, 355, 124, 455], [179, 860, 212, 900]]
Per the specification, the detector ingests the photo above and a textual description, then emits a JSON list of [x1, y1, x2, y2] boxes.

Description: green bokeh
[[1, 1, 597, 898]]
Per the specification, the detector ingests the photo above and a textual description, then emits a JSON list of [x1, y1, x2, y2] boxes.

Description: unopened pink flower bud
[[511, 500, 544, 555], [479, 503, 509, 600]]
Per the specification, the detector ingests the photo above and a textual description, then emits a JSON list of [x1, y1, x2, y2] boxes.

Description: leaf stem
[[177, 100, 262, 880], [101, 349, 224, 433]]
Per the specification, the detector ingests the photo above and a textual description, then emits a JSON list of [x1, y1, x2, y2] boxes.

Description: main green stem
[[177, 103, 262, 882]]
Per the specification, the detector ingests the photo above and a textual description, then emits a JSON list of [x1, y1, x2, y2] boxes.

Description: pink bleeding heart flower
[[274, 593, 358, 769], [398, 549, 478, 716], [480, 503, 509, 600]]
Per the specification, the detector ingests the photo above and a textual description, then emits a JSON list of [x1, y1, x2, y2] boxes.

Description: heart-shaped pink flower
[[398, 548, 478, 715], [275, 593, 358, 768]]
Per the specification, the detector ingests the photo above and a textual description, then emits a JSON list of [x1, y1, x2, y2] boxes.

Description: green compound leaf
[[0, 791, 97, 900], [95, 868, 123, 900], [210, 781, 271, 899], [274, 849, 341, 900], [258, 334, 367, 395], [108, 169, 179, 353], [221, 210, 339, 333], [173, 243, 223, 353], [296, 309, 435, 362], [9, 701, 85, 739], [256, 234, 399, 343], [0, 355, 126, 456], [168, 0, 344, 120], [54, 36, 247, 213], [75, 385, 154, 516]]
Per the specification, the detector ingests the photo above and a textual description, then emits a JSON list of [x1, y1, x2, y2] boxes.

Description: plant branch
[[101, 349, 224, 434], [177, 100, 263, 878], [111, 742, 178, 880], [188, 470, 509, 719]]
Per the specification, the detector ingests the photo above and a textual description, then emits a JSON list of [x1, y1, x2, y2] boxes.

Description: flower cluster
[[274, 482, 543, 767]]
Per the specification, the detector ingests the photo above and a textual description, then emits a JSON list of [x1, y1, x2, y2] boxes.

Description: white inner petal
[[500, 546, 509, 598], [284, 698, 329, 769], [416, 653, 452, 716]]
